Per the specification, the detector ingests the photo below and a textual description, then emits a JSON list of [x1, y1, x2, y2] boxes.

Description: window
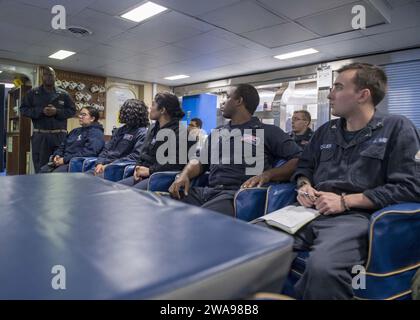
[[381, 60, 420, 128]]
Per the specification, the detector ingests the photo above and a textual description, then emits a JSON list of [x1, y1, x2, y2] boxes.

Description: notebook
[[253, 205, 320, 234]]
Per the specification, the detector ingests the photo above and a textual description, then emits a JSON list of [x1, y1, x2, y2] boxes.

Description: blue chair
[[105, 159, 296, 221], [279, 201, 420, 300], [142, 160, 296, 222], [233, 182, 296, 221], [69, 158, 137, 182], [68, 157, 98, 173], [103, 161, 137, 182]]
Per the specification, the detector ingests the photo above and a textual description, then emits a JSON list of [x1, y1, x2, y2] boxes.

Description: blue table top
[[0, 174, 293, 299]]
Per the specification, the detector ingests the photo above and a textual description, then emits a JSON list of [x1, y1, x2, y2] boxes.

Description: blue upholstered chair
[[68, 158, 137, 182], [129, 159, 296, 221], [276, 197, 420, 300], [102, 161, 137, 182], [68, 157, 98, 173]]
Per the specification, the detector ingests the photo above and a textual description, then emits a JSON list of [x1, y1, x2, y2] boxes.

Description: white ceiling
[[0, 0, 419, 86]]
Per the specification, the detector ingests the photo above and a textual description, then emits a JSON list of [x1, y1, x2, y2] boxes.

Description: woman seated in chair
[[91, 99, 149, 178], [40, 107, 104, 173], [119, 92, 190, 190]]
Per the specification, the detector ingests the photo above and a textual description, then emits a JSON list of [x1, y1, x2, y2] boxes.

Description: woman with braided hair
[[92, 99, 149, 177]]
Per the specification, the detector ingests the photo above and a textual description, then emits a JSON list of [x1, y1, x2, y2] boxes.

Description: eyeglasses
[[79, 113, 89, 117], [291, 117, 306, 121]]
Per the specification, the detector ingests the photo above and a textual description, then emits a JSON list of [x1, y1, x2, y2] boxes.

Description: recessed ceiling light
[[48, 50, 76, 60], [121, 1, 168, 23], [164, 75, 190, 81], [274, 48, 318, 60]]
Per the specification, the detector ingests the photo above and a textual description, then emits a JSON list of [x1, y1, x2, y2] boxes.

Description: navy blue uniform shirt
[[290, 128, 314, 148], [20, 85, 76, 130], [53, 122, 105, 164], [137, 119, 192, 174], [96, 125, 148, 165], [200, 117, 302, 188], [292, 114, 420, 209]]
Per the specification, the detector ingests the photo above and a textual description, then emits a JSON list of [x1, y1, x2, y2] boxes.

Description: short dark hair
[[83, 106, 100, 122], [154, 92, 185, 119], [119, 99, 150, 128], [40, 65, 55, 75], [190, 118, 202, 128], [337, 62, 387, 106], [233, 84, 260, 115], [294, 110, 311, 123]]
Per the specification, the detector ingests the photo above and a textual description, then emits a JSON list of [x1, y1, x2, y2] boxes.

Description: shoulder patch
[[320, 144, 333, 150], [242, 134, 261, 146], [123, 134, 134, 141]]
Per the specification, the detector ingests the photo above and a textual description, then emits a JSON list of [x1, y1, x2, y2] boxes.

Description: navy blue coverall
[[20, 85, 76, 173], [181, 117, 302, 216], [40, 122, 104, 173], [119, 119, 191, 189], [95, 125, 148, 165], [286, 114, 420, 299]]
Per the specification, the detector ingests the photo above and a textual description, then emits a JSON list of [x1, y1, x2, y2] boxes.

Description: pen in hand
[[295, 189, 318, 202]]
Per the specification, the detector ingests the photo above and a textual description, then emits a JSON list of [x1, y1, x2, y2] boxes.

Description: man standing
[[282, 62, 420, 299], [169, 84, 301, 217], [290, 110, 313, 148], [20, 66, 76, 173]]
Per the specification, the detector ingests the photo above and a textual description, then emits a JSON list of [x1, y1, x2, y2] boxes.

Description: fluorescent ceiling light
[[164, 75, 190, 81], [0, 83, 14, 88], [256, 83, 283, 89], [274, 48, 318, 60], [121, 1, 168, 23], [259, 92, 276, 98], [49, 50, 76, 60]]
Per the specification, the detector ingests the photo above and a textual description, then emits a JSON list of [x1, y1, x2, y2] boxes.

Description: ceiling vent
[[66, 26, 92, 37]]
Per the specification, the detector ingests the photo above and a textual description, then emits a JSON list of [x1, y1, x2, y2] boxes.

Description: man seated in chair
[[263, 62, 420, 299], [169, 84, 302, 217]]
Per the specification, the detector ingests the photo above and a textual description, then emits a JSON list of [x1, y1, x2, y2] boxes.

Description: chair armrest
[[82, 157, 98, 172], [265, 183, 297, 214], [123, 165, 136, 179], [69, 157, 91, 172], [104, 161, 136, 182], [147, 171, 180, 192], [235, 187, 269, 222], [365, 202, 420, 274]]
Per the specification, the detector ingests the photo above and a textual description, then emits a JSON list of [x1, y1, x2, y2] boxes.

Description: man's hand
[[241, 172, 271, 188], [133, 166, 150, 182], [43, 105, 57, 116], [169, 174, 190, 199], [94, 164, 106, 175], [296, 184, 318, 208], [314, 191, 345, 215], [54, 156, 64, 166]]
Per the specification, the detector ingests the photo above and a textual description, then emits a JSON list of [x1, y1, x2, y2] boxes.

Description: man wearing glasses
[[290, 110, 313, 148]]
